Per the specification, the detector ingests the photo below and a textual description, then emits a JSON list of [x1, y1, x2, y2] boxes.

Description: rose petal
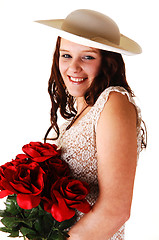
[[66, 199, 91, 213], [42, 197, 53, 213], [16, 154, 29, 160], [51, 190, 75, 222], [0, 190, 14, 198], [32, 156, 52, 162], [1, 180, 17, 193], [10, 182, 31, 193], [22, 146, 41, 158], [17, 194, 41, 209], [4, 166, 16, 181]]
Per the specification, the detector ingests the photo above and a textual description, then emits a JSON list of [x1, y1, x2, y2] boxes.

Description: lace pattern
[[55, 86, 142, 240]]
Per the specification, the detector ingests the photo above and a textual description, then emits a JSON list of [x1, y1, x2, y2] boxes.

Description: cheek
[[87, 62, 101, 78], [59, 60, 67, 76]]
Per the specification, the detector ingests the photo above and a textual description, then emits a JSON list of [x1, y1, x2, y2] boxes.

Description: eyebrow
[[60, 49, 68, 51], [59, 49, 99, 54]]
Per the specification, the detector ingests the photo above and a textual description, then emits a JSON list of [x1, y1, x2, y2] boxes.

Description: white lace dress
[[55, 86, 142, 240]]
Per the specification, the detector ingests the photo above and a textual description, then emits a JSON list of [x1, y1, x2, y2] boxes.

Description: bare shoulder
[[106, 91, 136, 114], [97, 91, 137, 130], [96, 90, 137, 164]]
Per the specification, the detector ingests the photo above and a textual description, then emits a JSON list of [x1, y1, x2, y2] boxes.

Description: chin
[[69, 92, 85, 98], [67, 88, 87, 98]]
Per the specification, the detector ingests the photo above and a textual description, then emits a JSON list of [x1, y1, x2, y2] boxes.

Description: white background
[[0, 0, 159, 239]]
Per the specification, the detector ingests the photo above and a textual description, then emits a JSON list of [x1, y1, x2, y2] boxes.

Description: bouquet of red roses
[[0, 142, 91, 240]]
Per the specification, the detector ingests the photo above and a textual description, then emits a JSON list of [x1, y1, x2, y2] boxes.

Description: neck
[[76, 97, 87, 114]]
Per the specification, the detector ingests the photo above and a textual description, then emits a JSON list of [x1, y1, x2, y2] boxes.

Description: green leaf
[[58, 215, 76, 230], [26, 207, 39, 219], [23, 209, 32, 218], [1, 217, 19, 228], [26, 234, 41, 240], [5, 195, 22, 215], [0, 210, 10, 217], [48, 230, 66, 240], [37, 204, 44, 212], [20, 226, 37, 236], [22, 220, 33, 228], [15, 218, 33, 228], [38, 205, 49, 217], [0, 227, 12, 233], [8, 230, 19, 237], [0, 226, 20, 237], [27, 236, 41, 240], [44, 212, 55, 222], [42, 214, 55, 234], [62, 231, 70, 238], [34, 218, 43, 234]]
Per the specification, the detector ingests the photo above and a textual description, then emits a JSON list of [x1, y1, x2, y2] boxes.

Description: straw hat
[[35, 9, 142, 56]]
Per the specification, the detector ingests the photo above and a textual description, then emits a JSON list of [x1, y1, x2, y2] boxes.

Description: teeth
[[69, 76, 85, 82]]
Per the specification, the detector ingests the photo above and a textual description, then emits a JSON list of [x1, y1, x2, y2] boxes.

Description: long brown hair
[[44, 37, 147, 150]]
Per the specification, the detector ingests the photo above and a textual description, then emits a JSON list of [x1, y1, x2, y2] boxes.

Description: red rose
[[0, 156, 45, 209], [40, 157, 70, 181], [44, 177, 91, 222], [40, 158, 70, 212], [22, 142, 61, 162]]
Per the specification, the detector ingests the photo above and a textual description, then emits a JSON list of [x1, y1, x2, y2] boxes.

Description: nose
[[69, 58, 82, 73]]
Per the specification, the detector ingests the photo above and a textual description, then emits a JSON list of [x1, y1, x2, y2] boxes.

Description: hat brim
[[35, 19, 142, 56]]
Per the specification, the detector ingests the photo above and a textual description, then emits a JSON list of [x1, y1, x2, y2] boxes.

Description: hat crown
[[61, 9, 120, 45]]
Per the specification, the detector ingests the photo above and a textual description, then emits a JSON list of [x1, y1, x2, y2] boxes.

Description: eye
[[83, 55, 95, 60], [61, 54, 72, 59]]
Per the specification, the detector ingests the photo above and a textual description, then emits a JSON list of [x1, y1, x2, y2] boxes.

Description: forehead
[[60, 38, 100, 53]]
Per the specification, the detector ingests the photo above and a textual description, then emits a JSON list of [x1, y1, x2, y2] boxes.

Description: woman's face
[[59, 38, 102, 98]]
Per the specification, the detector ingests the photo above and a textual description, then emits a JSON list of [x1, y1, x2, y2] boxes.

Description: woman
[[37, 9, 146, 240]]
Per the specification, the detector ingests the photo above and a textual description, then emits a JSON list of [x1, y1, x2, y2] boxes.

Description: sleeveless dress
[[55, 86, 142, 240]]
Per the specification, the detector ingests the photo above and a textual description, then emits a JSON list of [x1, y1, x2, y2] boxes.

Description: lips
[[68, 76, 87, 83]]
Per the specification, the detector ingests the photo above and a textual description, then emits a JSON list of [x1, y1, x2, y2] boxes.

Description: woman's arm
[[68, 92, 137, 240]]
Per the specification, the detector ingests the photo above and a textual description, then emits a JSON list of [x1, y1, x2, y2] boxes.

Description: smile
[[68, 76, 87, 83]]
